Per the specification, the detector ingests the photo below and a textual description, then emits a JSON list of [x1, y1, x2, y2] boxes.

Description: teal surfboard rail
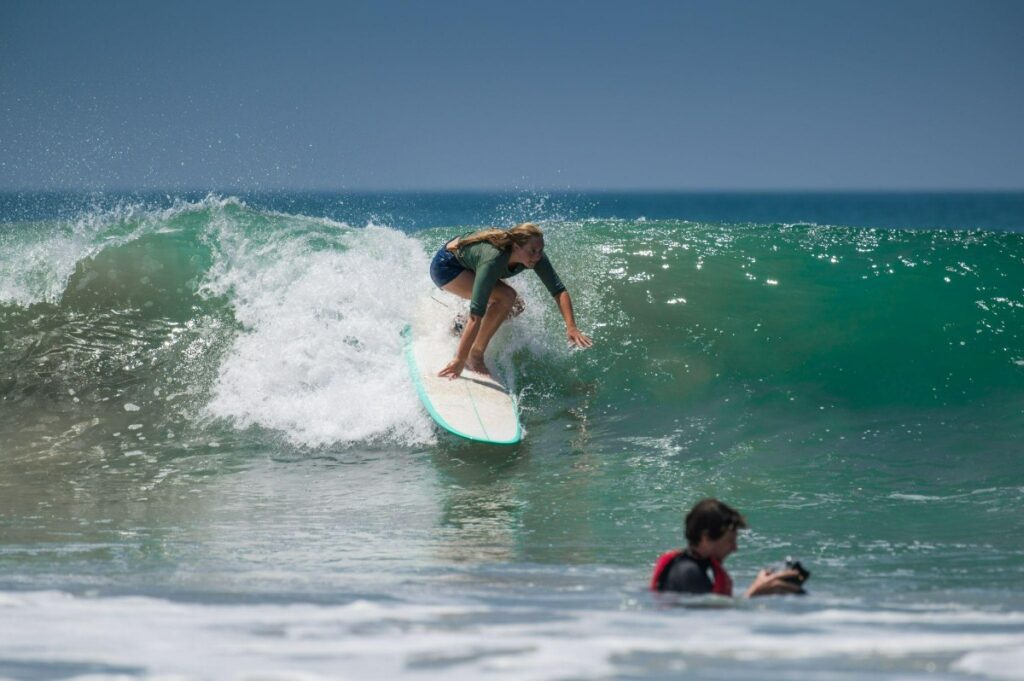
[[401, 325, 523, 445]]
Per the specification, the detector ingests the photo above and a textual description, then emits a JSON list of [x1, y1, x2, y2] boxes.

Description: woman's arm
[[554, 290, 593, 348]]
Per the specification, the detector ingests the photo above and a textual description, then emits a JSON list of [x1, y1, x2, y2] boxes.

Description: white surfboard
[[402, 295, 522, 445]]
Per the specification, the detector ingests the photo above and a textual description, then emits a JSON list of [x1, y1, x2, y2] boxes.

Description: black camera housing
[[769, 557, 811, 593]]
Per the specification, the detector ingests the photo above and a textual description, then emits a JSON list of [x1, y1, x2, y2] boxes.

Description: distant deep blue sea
[[2, 191, 1022, 680], [4, 190, 1024, 231]]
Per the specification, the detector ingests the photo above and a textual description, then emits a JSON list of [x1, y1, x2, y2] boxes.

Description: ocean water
[[1, 191, 1022, 680]]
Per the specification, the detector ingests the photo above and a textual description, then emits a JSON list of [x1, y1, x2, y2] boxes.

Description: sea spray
[[204, 222, 436, 446]]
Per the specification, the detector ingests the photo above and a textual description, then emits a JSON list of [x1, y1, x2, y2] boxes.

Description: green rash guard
[[454, 240, 566, 318]]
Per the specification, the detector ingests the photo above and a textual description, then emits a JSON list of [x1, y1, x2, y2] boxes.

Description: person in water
[[651, 498, 804, 597], [429, 222, 592, 379]]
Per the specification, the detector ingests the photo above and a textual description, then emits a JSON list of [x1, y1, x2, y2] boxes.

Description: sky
[[1, 0, 1022, 191]]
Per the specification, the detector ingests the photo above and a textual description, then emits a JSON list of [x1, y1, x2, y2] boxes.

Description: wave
[[1, 197, 1022, 451]]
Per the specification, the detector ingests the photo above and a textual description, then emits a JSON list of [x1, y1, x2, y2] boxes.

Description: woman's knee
[[490, 284, 517, 309]]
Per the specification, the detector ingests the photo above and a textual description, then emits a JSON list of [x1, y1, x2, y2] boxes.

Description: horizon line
[[2, 186, 1024, 195]]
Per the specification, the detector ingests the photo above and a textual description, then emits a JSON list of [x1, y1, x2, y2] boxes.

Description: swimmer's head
[[685, 498, 747, 546]]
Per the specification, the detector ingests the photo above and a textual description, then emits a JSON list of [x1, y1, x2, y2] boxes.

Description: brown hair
[[685, 498, 748, 545], [458, 222, 544, 251]]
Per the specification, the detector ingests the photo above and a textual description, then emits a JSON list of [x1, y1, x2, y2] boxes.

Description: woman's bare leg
[[471, 280, 515, 354], [441, 273, 518, 373]]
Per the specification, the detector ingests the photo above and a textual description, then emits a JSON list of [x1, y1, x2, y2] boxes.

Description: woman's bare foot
[[465, 350, 490, 376], [451, 312, 468, 336], [508, 296, 525, 319]]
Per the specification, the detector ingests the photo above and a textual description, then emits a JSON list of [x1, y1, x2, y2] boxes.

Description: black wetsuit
[[656, 549, 715, 594]]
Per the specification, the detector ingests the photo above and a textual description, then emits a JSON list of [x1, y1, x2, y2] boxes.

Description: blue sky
[[1, 0, 1022, 190]]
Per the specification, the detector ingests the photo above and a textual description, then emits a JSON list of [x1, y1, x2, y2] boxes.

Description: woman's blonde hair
[[459, 223, 543, 251]]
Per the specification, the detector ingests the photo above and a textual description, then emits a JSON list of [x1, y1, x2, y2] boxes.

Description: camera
[[769, 557, 810, 592]]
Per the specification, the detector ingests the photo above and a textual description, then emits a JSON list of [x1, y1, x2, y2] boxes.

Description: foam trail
[[205, 223, 436, 447], [3, 591, 1024, 681]]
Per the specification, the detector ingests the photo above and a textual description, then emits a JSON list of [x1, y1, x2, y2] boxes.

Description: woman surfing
[[428, 223, 593, 379]]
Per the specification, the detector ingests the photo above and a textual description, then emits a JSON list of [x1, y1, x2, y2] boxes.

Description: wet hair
[[458, 222, 543, 251], [685, 498, 748, 546]]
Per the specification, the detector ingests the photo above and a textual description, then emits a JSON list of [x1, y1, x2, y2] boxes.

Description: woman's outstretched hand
[[567, 326, 593, 348], [438, 358, 466, 380]]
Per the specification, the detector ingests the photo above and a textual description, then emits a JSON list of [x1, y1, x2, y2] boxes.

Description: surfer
[[429, 222, 592, 379], [651, 498, 806, 597]]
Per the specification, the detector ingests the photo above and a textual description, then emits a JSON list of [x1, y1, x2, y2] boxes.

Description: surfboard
[[402, 295, 522, 445]]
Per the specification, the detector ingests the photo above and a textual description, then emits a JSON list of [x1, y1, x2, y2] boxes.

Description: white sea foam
[[2, 590, 1024, 681], [202, 220, 437, 447], [955, 648, 1024, 680]]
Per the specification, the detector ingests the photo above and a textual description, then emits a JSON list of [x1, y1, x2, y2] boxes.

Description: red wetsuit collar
[[650, 549, 733, 596]]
